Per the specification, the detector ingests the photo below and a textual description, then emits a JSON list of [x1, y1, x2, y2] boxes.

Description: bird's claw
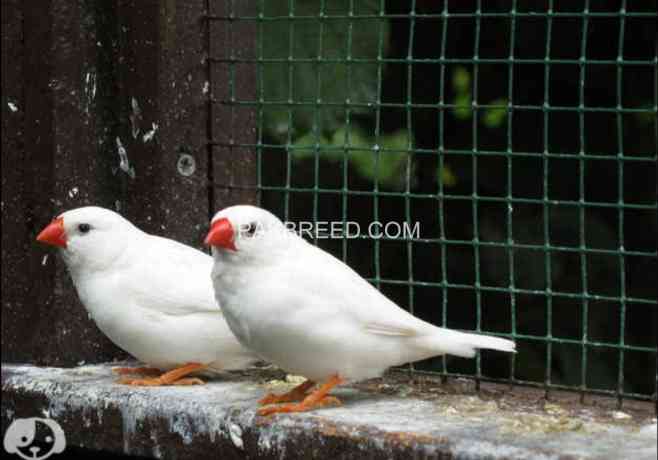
[[258, 379, 316, 405], [257, 395, 342, 416], [258, 393, 283, 405], [258, 390, 311, 405], [171, 377, 205, 386], [112, 366, 161, 376]]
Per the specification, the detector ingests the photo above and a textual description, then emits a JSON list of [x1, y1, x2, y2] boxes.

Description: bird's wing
[[362, 322, 418, 336], [121, 234, 221, 316], [280, 239, 438, 338]]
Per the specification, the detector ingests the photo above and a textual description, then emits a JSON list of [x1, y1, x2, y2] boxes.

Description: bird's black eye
[[245, 222, 257, 236], [78, 223, 91, 234]]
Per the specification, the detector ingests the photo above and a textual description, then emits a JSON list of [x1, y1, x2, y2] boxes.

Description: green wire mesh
[[208, 0, 658, 406]]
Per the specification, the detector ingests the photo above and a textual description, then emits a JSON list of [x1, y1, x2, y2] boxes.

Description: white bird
[[36, 206, 258, 386], [205, 205, 516, 415]]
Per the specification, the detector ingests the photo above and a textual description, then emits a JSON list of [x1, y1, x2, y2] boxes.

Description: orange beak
[[36, 217, 67, 248], [204, 217, 237, 251]]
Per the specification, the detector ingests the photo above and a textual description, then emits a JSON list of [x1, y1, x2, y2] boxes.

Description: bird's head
[[36, 206, 138, 272], [205, 205, 290, 261]]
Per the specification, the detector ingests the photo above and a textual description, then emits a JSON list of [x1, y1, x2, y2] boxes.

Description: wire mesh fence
[[207, 0, 657, 406]]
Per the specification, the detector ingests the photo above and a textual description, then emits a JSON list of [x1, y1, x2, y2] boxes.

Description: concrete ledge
[[1, 363, 656, 459]]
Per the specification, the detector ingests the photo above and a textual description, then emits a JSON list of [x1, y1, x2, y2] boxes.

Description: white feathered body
[[65, 231, 256, 372], [212, 231, 515, 382]]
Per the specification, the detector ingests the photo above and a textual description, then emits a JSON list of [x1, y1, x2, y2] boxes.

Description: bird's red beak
[[204, 217, 237, 251], [36, 217, 67, 248]]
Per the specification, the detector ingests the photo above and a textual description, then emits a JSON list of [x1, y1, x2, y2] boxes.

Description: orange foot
[[117, 362, 207, 386], [258, 375, 344, 416], [112, 366, 162, 377], [259, 380, 316, 405]]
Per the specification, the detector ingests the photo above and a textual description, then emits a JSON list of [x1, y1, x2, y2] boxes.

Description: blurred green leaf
[[454, 93, 472, 120], [452, 66, 472, 120], [452, 66, 471, 93], [348, 129, 411, 188], [290, 126, 413, 189], [289, 132, 331, 160], [437, 163, 458, 187], [261, 0, 388, 141], [482, 98, 508, 128]]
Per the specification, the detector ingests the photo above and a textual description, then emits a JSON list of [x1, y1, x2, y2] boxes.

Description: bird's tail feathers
[[419, 329, 516, 358], [460, 332, 516, 354]]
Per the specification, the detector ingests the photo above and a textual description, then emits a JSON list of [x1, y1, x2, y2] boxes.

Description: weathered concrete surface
[[2, 363, 656, 460]]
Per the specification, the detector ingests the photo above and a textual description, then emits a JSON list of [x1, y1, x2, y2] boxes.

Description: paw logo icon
[[3, 418, 66, 460]]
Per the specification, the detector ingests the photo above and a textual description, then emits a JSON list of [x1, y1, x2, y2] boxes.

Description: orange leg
[[258, 375, 344, 416], [259, 380, 316, 406], [117, 363, 207, 386], [112, 366, 162, 376]]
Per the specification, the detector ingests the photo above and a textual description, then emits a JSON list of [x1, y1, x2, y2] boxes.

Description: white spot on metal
[[7, 102, 18, 112], [130, 97, 142, 139], [68, 186, 79, 198], [84, 72, 97, 106], [177, 154, 196, 177], [202, 81, 210, 94], [229, 423, 244, 449], [142, 123, 159, 143], [42, 254, 49, 266], [116, 137, 136, 179]]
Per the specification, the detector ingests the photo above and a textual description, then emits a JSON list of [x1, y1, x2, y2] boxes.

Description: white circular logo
[[3, 418, 66, 460]]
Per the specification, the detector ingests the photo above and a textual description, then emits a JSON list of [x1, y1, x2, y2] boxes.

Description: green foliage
[[349, 129, 410, 188], [262, 1, 463, 189], [437, 161, 457, 187], [261, 0, 388, 141], [453, 93, 472, 120], [452, 66, 471, 92], [482, 98, 508, 129], [452, 67, 472, 120], [451, 67, 508, 129], [290, 127, 413, 189]]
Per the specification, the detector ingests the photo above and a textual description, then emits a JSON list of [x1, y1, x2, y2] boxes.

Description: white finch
[[206, 205, 516, 415], [36, 206, 258, 385]]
